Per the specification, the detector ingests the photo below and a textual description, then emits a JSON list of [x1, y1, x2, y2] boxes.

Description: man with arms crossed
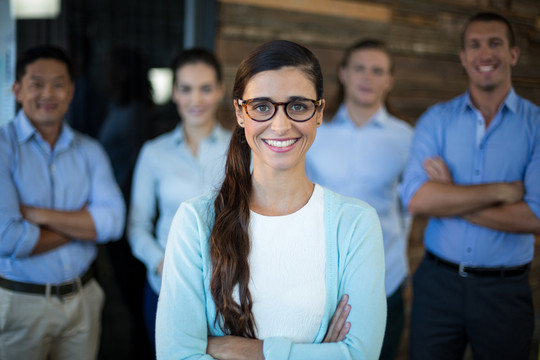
[[0, 46, 125, 359], [306, 39, 413, 360], [400, 12, 540, 360]]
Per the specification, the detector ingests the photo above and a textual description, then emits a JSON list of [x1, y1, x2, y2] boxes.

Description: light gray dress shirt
[[128, 124, 231, 294]]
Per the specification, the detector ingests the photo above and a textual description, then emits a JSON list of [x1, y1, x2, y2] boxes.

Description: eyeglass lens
[[246, 99, 317, 121]]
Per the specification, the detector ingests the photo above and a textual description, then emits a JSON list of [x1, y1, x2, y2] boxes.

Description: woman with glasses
[[156, 40, 386, 359]]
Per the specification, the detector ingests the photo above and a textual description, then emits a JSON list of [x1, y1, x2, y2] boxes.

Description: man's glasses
[[237, 98, 323, 122]]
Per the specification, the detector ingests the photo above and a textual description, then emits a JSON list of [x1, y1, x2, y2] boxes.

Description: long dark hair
[[210, 40, 323, 337]]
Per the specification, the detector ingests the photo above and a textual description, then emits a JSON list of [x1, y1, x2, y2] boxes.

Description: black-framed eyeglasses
[[237, 98, 323, 122]]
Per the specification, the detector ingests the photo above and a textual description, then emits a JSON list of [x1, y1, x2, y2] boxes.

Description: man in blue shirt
[[0, 46, 125, 359], [400, 12, 540, 360], [306, 39, 413, 360]]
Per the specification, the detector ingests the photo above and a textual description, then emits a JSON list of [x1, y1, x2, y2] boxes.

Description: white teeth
[[478, 65, 495, 72], [265, 139, 296, 147]]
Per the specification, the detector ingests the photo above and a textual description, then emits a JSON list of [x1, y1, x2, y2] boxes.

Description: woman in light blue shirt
[[156, 40, 386, 359], [128, 48, 231, 348]]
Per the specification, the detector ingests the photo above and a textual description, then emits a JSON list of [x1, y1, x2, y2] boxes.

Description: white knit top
[[247, 184, 326, 342]]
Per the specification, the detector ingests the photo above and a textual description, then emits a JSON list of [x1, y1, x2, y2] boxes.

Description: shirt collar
[[172, 125, 185, 146], [14, 110, 75, 148], [173, 123, 226, 146], [462, 87, 518, 115], [334, 103, 390, 128], [15, 110, 37, 144]]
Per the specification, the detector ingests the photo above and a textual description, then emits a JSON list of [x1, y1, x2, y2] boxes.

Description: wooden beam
[[218, 0, 391, 23]]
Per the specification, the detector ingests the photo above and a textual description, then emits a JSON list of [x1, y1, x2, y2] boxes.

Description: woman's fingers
[[336, 321, 351, 342], [323, 294, 351, 342]]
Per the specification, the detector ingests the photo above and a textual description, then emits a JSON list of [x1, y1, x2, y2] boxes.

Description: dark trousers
[[410, 254, 533, 360], [143, 280, 159, 355], [379, 281, 405, 360]]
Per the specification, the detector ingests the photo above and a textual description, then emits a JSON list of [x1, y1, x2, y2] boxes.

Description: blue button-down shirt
[[128, 124, 231, 294], [400, 89, 540, 267], [0, 111, 125, 284], [306, 105, 413, 295]]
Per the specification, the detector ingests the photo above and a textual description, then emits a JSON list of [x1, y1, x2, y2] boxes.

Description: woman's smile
[[263, 138, 299, 151]]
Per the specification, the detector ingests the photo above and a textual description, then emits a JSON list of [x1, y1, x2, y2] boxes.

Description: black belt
[[0, 263, 95, 298], [426, 251, 529, 278]]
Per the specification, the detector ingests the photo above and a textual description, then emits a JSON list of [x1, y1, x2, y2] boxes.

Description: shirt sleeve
[[155, 200, 215, 360], [262, 203, 387, 360], [399, 106, 442, 208], [0, 132, 40, 258], [524, 120, 540, 219], [127, 144, 165, 273], [84, 140, 126, 242]]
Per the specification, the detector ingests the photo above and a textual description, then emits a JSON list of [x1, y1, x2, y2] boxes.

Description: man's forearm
[[31, 227, 70, 255], [463, 202, 540, 234], [408, 181, 524, 217], [22, 207, 97, 241]]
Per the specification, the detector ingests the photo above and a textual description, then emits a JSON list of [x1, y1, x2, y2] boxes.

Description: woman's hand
[[207, 336, 263, 360], [156, 259, 164, 277], [206, 294, 351, 359], [323, 294, 351, 343]]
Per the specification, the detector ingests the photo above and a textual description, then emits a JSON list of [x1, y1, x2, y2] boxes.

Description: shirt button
[[475, 170, 480, 175], [467, 247, 472, 253]]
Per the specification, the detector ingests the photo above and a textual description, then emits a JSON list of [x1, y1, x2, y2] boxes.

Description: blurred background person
[[97, 46, 155, 359], [128, 47, 231, 353], [98, 46, 153, 199], [306, 39, 413, 360], [0, 45, 125, 360], [65, 35, 107, 138], [400, 12, 540, 360]]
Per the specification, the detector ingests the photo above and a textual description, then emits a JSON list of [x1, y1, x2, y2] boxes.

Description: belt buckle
[[459, 263, 468, 278], [53, 282, 77, 299]]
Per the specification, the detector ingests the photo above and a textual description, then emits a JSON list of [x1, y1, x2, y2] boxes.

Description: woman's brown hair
[[210, 40, 324, 337]]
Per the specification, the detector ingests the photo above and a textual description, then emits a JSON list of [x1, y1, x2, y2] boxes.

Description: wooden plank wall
[[215, 0, 540, 123], [214, 1, 540, 358]]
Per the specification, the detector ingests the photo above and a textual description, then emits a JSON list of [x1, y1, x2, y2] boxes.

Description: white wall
[[0, 0, 16, 126]]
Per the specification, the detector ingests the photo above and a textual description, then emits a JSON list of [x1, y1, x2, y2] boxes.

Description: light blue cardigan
[[156, 187, 386, 360]]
